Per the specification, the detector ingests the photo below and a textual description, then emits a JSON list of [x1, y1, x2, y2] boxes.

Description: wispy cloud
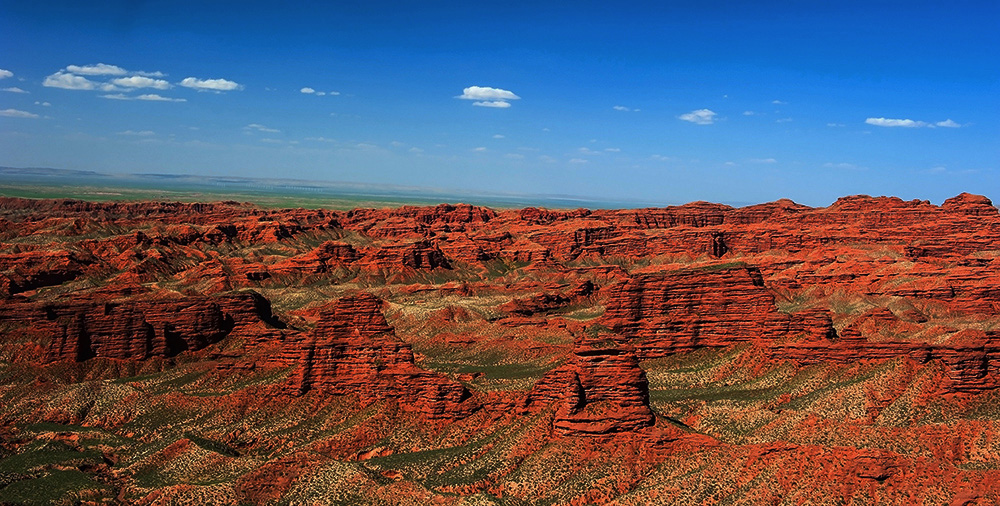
[[826, 123, 845, 127], [458, 86, 520, 108], [0, 108, 39, 118], [742, 111, 756, 116], [568, 158, 588, 164], [473, 100, 511, 108], [749, 158, 777, 164], [101, 93, 186, 102], [613, 105, 639, 112], [118, 130, 155, 136], [301, 87, 340, 96], [492, 134, 505, 139], [678, 109, 717, 125], [0, 69, 12, 79], [137, 94, 185, 102], [244, 123, 280, 133], [866, 117, 926, 128], [866, 117, 962, 129], [776, 117, 793, 123], [34, 101, 51, 107], [179, 77, 242, 91], [2, 87, 27, 93], [44, 72, 97, 90], [112, 76, 171, 90], [823, 162, 865, 170], [66, 63, 127, 76], [772, 99, 787, 105]]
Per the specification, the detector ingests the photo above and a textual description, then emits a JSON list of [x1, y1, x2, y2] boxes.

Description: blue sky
[[1, 0, 997, 206]]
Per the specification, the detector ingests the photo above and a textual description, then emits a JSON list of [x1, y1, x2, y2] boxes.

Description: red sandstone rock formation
[[524, 339, 655, 436], [0, 291, 282, 362], [601, 265, 836, 357], [281, 293, 478, 419]]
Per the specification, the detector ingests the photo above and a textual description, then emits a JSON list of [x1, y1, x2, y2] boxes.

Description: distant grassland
[[0, 182, 498, 210]]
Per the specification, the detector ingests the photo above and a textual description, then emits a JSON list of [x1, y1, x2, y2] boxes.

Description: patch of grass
[[0, 469, 112, 505]]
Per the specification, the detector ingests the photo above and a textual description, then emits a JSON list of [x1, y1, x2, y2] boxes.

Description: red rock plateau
[[2, 193, 1000, 504]]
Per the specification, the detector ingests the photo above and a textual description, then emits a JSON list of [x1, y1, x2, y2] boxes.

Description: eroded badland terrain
[[1, 193, 1000, 505]]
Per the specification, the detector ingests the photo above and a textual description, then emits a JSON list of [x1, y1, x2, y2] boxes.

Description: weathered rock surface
[[524, 339, 655, 435], [281, 293, 478, 419], [0, 291, 282, 362], [602, 265, 836, 357]]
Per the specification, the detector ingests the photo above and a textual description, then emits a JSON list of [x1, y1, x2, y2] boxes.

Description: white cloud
[[578, 147, 602, 156], [43, 72, 97, 90], [34, 101, 51, 107], [776, 117, 793, 123], [458, 86, 520, 101], [492, 134, 505, 139], [472, 100, 511, 108], [100, 93, 185, 102], [300, 87, 315, 94], [99, 83, 121, 92], [0, 108, 39, 118], [113, 76, 170, 89], [678, 108, 717, 125], [2, 87, 27, 93], [0, 69, 12, 79], [604, 147, 621, 152], [826, 123, 845, 127], [118, 130, 155, 136], [409, 147, 424, 153], [568, 158, 588, 164], [865, 117, 927, 128], [613, 105, 639, 112], [749, 158, 777, 164], [179, 77, 242, 91], [473, 147, 487, 152], [650, 154, 676, 162], [259, 138, 284, 144], [742, 111, 756, 116], [245, 123, 280, 133], [866, 117, 962, 129], [66, 63, 127, 76], [137, 93, 185, 102], [772, 99, 787, 105]]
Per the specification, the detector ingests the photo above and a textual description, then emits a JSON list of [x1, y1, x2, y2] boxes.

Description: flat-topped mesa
[[601, 265, 835, 358], [523, 339, 655, 436], [0, 291, 282, 363], [283, 293, 477, 420]]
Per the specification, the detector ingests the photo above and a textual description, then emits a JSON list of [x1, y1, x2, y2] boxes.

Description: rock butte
[[1, 193, 999, 504]]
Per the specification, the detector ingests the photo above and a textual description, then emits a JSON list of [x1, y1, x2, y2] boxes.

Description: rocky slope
[[1, 193, 999, 504]]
